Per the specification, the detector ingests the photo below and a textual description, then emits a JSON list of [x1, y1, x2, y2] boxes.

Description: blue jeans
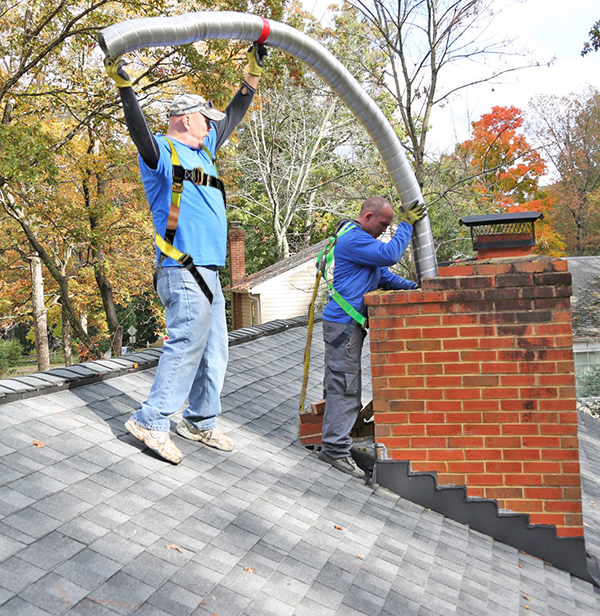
[[133, 265, 228, 432]]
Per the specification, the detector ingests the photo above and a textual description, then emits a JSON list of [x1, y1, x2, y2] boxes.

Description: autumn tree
[[582, 19, 600, 55], [0, 0, 288, 361], [454, 105, 564, 256], [528, 88, 600, 256], [346, 0, 544, 190]]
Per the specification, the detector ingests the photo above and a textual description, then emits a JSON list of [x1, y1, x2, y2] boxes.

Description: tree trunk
[[274, 232, 290, 262], [29, 248, 50, 372], [61, 304, 73, 367], [93, 248, 123, 356], [2, 192, 102, 358], [301, 192, 317, 250], [86, 143, 123, 357]]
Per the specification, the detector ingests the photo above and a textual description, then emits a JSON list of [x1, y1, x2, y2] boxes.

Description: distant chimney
[[228, 222, 246, 332], [460, 212, 543, 260], [228, 222, 246, 286]]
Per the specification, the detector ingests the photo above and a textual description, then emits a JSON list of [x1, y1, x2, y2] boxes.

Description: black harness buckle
[[191, 167, 205, 185], [177, 252, 193, 266], [172, 165, 185, 193]]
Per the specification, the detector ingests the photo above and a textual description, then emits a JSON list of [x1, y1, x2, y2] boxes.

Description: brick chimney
[[364, 256, 595, 579], [228, 222, 246, 332], [366, 256, 581, 537]]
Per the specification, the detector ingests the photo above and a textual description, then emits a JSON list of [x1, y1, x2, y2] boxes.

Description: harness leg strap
[[179, 256, 214, 304]]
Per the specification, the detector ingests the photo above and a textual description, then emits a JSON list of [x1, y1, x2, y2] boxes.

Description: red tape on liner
[[256, 17, 270, 44]]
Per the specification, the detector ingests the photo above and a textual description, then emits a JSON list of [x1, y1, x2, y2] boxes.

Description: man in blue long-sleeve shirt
[[319, 196, 425, 477]]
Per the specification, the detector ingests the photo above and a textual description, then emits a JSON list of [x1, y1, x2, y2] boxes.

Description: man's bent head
[[358, 196, 394, 238]]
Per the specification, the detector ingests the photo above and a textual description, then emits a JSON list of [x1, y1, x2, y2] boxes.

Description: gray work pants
[[321, 319, 367, 459]]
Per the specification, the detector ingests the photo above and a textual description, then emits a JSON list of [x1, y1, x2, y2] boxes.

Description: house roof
[[567, 256, 600, 340], [229, 238, 329, 292], [1, 321, 600, 614]]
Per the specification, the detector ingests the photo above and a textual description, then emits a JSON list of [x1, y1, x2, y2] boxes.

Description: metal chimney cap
[[459, 212, 543, 227], [459, 211, 544, 255]]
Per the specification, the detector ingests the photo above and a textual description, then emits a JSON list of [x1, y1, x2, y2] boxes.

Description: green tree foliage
[[0, 339, 23, 376], [582, 19, 600, 56], [116, 293, 162, 348], [420, 154, 478, 262], [528, 88, 600, 256]]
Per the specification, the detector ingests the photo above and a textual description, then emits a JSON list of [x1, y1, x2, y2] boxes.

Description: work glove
[[104, 57, 132, 88], [398, 201, 426, 227], [246, 42, 269, 76]]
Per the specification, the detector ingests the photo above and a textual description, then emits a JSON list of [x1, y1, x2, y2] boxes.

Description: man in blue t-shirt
[[105, 44, 267, 463], [319, 196, 425, 477]]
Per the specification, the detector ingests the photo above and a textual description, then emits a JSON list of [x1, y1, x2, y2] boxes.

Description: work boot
[[318, 451, 366, 478], [124, 418, 182, 464], [176, 418, 234, 452]]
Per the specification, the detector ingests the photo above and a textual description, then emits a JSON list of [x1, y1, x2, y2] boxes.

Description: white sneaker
[[176, 418, 234, 452], [124, 418, 182, 464]]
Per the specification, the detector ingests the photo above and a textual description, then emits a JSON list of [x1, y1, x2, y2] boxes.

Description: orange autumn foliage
[[456, 106, 564, 256]]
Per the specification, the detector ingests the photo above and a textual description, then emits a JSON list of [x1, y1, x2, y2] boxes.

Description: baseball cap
[[168, 94, 226, 121]]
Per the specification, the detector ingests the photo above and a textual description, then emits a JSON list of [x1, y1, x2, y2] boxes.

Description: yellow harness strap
[[152, 138, 214, 304]]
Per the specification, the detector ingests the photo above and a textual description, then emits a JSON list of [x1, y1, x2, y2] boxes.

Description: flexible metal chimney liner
[[98, 11, 438, 278]]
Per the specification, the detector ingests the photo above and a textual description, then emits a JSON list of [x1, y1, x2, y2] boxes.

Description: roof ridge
[[0, 314, 320, 406]]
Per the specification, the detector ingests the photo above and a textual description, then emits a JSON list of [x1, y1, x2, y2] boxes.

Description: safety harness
[[316, 221, 367, 329], [299, 221, 366, 413], [153, 137, 227, 304]]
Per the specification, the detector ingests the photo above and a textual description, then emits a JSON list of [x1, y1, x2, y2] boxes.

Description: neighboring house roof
[[1, 320, 600, 614], [230, 238, 329, 292], [229, 224, 399, 294], [567, 256, 600, 340]]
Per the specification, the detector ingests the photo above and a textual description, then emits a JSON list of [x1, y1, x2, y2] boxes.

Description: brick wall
[[364, 257, 583, 537], [231, 292, 244, 331], [228, 225, 246, 331]]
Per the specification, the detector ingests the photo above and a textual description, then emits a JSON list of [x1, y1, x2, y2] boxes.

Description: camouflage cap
[[168, 94, 225, 121]]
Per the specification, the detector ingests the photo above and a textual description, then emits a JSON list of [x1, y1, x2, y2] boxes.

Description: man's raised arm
[[105, 57, 160, 169]]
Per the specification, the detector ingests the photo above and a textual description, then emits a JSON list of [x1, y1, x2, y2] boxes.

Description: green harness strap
[[316, 222, 367, 328], [299, 222, 365, 413], [299, 222, 364, 413]]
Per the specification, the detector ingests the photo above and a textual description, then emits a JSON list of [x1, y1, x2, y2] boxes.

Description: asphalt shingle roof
[[566, 256, 600, 339], [228, 239, 328, 291], [1, 322, 600, 615]]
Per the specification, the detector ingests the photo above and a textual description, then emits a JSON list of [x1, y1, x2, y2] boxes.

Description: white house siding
[[252, 262, 322, 324]]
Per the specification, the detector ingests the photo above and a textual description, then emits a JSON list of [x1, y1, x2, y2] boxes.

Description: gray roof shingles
[[0, 323, 599, 615], [566, 256, 600, 340]]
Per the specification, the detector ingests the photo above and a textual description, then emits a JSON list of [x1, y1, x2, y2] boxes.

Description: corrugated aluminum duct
[[99, 11, 438, 278]]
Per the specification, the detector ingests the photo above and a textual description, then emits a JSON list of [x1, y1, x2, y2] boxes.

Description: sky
[[303, 0, 600, 156]]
